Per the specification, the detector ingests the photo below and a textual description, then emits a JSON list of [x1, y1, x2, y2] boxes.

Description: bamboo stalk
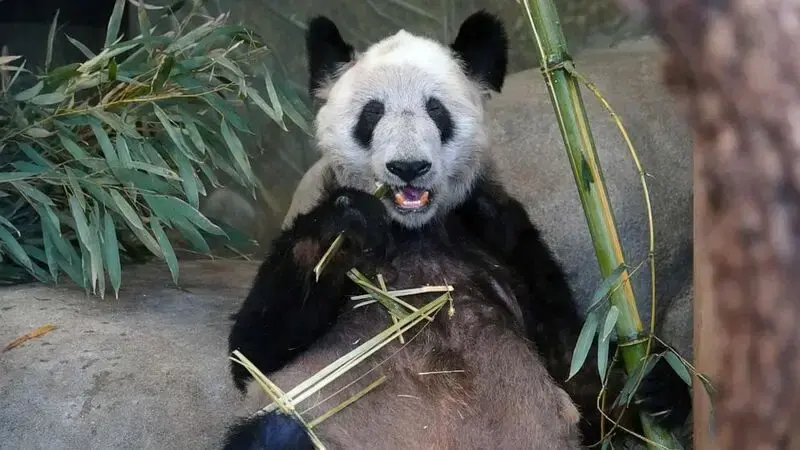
[[516, 1, 682, 448]]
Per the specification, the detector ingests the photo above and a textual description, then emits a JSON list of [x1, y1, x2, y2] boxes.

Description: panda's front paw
[[319, 188, 392, 255], [635, 356, 693, 430]]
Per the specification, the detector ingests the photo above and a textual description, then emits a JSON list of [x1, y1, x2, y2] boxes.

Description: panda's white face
[[307, 13, 508, 229]]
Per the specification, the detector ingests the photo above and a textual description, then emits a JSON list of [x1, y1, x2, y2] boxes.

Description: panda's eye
[[353, 100, 385, 148], [425, 97, 454, 143]]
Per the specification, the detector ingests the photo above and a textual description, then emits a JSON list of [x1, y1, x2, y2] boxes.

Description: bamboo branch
[[516, 0, 682, 448]]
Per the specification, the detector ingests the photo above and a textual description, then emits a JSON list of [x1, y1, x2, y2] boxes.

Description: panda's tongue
[[394, 186, 430, 209]]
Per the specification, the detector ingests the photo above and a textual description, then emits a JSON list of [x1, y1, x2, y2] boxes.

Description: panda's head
[[306, 11, 508, 229]]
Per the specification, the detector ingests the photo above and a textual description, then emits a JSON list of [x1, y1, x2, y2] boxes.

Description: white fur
[[313, 29, 492, 228]]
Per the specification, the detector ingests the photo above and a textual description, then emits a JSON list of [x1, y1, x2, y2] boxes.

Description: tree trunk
[[615, 0, 800, 448]]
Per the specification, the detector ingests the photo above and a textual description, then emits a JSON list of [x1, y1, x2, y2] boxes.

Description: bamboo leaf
[[219, 119, 254, 183], [68, 195, 99, 291], [568, 310, 599, 380], [263, 69, 284, 123], [44, 63, 80, 90], [89, 118, 119, 165], [612, 355, 659, 409], [5, 59, 27, 91], [89, 205, 105, 298], [107, 58, 118, 81], [101, 210, 122, 299], [0, 215, 21, 237], [165, 18, 219, 53], [586, 263, 627, 313], [57, 133, 90, 161], [105, 0, 127, 49], [142, 193, 225, 235], [116, 135, 132, 166], [137, 141, 171, 169], [0, 172, 38, 183], [65, 35, 96, 59], [190, 24, 249, 56], [601, 305, 620, 342], [151, 55, 174, 92], [41, 225, 59, 281], [24, 127, 54, 138], [13, 80, 44, 101], [0, 56, 22, 65], [137, 2, 152, 45], [150, 217, 179, 285], [12, 180, 55, 206], [124, 161, 181, 180], [17, 142, 54, 169], [180, 112, 207, 155], [45, 9, 61, 72], [273, 82, 311, 135], [30, 91, 66, 105], [663, 350, 692, 387], [245, 85, 285, 130], [597, 328, 611, 381], [108, 190, 145, 231], [79, 42, 140, 74], [90, 110, 140, 138], [107, 190, 163, 258], [172, 217, 210, 253], [199, 90, 249, 132], [152, 103, 198, 162], [0, 223, 33, 270], [168, 147, 199, 208]]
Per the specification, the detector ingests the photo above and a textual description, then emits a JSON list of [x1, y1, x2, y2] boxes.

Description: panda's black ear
[[306, 16, 355, 98], [450, 11, 508, 92]]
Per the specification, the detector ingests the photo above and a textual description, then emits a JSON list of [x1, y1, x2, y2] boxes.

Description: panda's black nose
[[386, 160, 432, 182]]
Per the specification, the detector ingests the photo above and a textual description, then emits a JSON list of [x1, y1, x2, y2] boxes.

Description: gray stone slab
[[0, 260, 258, 450]]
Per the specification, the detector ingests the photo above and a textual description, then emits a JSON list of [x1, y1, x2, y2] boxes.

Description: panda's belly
[[250, 244, 581, 449]]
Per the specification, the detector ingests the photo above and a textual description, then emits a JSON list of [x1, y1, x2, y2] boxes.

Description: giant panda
[[222, 11, 691, 450]]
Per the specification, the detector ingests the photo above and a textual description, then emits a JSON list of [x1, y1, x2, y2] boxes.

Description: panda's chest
[[378, 234, 473, 291]]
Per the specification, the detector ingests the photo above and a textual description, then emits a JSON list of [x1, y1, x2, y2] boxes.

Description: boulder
[[0, 261, 256, 450]]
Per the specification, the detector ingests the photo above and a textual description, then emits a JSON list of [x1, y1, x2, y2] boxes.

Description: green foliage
[[0, 0, 309, 298]]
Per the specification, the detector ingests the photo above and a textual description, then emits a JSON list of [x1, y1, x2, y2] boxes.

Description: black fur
[[306, 16, 354, 97], [353, 99, 385, 148], [450, 10, 509, 92], [425, 97, 455, 143]]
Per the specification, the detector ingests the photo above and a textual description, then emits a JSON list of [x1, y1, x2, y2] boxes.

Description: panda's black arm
[[456, 179, 692, 440], [456, 179, 583, 349], [227, 188, 390, 392]]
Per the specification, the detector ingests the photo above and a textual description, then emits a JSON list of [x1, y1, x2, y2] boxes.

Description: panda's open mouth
[[390, 185, 433, 211]]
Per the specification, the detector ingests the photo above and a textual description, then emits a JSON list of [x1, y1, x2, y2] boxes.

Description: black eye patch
[[353, 100, 385, 148], [425, 97, 454, 143]]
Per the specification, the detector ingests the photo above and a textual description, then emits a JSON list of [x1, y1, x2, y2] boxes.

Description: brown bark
[[614, 0, 800, 449]]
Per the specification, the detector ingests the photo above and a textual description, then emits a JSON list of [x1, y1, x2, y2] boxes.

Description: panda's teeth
[[419, 190, 430, 204], [393, 189, 430, 209]]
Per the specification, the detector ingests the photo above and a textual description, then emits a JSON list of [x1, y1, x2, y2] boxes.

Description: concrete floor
[[0, 260, 259, 450]]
